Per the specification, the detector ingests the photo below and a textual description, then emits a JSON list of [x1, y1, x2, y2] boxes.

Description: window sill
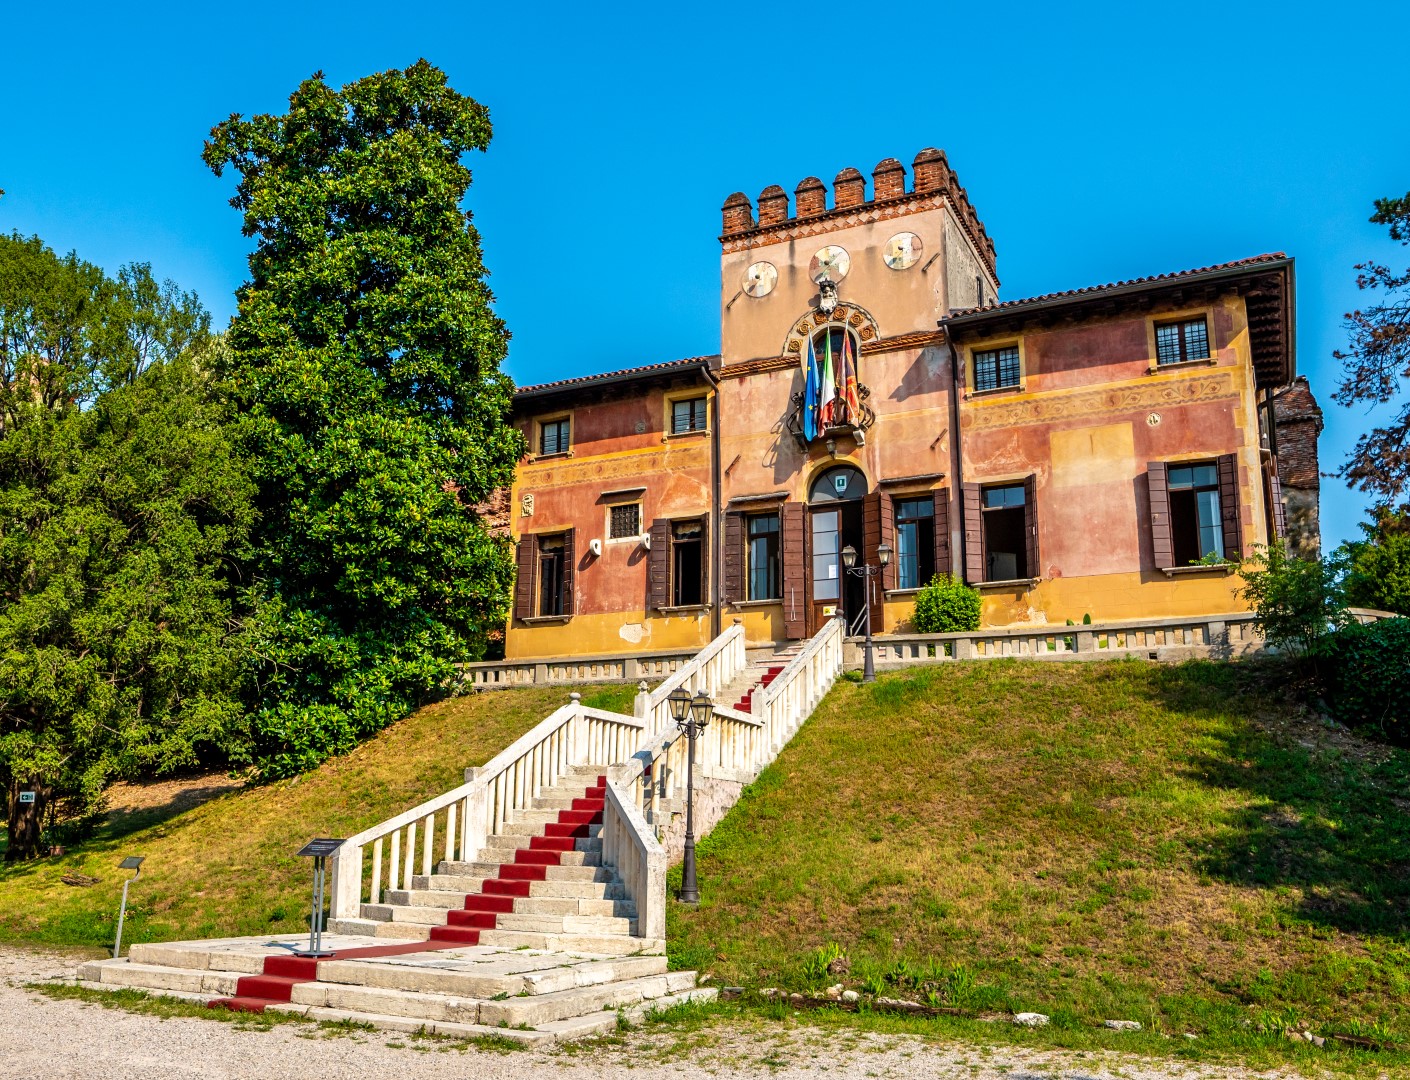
[[1160, 563, 1237, 577], [520, 615, 572, 624], [656, 604, 712, 614], [973, 577, 1041, 590], [965, 383, 1026, 400], [605, 535, 645, 545], [1148, 356, 1216, 374], [884, 588, 923, 598], [663, 429, 710, 441], [731, 598, 783, 608], [528, 451, 573, 463]]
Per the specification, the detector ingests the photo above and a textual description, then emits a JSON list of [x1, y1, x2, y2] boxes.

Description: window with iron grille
[[973, 346, 1020, 392], [539, 417, 570, 455], [671, 396, 708, 434], [1155, 317, 1210, 366], [609, 503, 640, 540]]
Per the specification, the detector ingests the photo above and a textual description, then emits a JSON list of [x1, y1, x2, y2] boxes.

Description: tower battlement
[[720, 148, 996, 276]]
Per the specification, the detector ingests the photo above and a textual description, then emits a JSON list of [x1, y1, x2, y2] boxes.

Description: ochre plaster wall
[[507, 380, 716, 660]]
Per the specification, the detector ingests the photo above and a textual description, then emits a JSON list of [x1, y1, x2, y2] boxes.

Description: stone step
[[473, 928, 661, 955], [78, 959, 241, 996], [501, 818, 603, 837], [313, 952, 667, 999], [415, 874, 627, 900], [478, 970, 700, 1027], [437, 860, 608, 880], [381, 889, 635, 919], [482, 836, 601, 858], [361, 903, 452, 925], [329, 917, 432, 940]]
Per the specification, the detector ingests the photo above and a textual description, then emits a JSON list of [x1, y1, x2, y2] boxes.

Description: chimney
[[794, 176, 826, 217], [722, 192, 754, 235], [912, 148, 949, 194], [757, 184, 789, 226], [833, 167, 865, 209], [872, 158, 905, 200]]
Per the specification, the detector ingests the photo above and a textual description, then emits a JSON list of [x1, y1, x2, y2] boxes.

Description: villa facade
[[503, 150, 1310, 661]]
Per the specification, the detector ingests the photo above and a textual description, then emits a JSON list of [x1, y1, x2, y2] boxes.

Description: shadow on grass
[[1146, 659, 1410, 937]]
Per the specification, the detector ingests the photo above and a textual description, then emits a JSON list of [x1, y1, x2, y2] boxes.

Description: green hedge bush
[[911, 574, 982, 634], [1314, 617, 1410, 745]]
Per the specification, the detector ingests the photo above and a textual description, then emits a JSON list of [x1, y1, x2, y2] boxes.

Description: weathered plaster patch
[[618, 623, 646, 644]]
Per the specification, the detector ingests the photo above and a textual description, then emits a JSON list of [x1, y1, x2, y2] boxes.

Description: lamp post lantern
[[668, 686, 713, 904], [842, 542, 892, 682]]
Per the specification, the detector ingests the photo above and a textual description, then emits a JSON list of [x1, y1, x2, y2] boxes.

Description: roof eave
[[513, 358, 715, 404]]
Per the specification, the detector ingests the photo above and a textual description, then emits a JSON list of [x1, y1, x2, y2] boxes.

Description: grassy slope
[[669, 660, 1410, 1042], [0, 683, 635, 950]]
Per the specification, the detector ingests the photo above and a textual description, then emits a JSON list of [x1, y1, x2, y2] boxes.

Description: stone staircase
[[328, 766, 654, 955], [720, 645, 803, 715], [78, 934, 706, 1045]]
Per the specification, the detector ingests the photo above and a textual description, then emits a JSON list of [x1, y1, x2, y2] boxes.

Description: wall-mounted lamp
[[825, 437, 837, 457], [641, 533, 652, 551], [588, 538, 603, 557]]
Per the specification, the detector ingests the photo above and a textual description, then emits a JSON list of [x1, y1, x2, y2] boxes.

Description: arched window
[[808, 464, 868, 503]]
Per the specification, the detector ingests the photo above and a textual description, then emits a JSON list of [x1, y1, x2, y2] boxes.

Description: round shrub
[[910, 573, 982, 634], [1313, 617, 1410, 744]]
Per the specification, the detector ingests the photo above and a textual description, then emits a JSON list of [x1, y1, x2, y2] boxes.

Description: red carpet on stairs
[[209, 777, 608, 1013]]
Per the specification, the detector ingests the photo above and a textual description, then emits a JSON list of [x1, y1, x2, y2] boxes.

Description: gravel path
[[1, 946, 1300, 1080]]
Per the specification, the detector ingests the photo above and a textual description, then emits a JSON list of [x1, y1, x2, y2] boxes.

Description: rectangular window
[[537, 533, 567, 616], [894, 498, 936, 590], [539, 417, 570, 456], [608, 503, 640, 540], [982, 484, 1027, 580], [1155, 317, 1210, 366], [671, 397, 708, 434], [746, 512, 781, 601], [671, 519, 704, 606], [1168, 463, 1223, 563], [973, 346, 1020, 392]]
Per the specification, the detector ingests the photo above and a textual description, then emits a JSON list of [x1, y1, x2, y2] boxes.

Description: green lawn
[[668, 659, 1410, 1065], [0, 683, 633, 950]]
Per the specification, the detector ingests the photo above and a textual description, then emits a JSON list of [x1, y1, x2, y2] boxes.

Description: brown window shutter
[[723, 512, 745, 604], [1147, 462, 1173, 571], [1217, 454, 1243, 559], [861, 492, 893, 632], [513, 533, 537, 621], [962, 483, 985, 584], [698, 512, 710, 603], [647, 518, 671, 611], [1267, 462, 1287, 540], [781, 502, 807, 640], [932, 488, 952, 577], [1023, 474, 1040, 580], [560, 529, 576, 616]]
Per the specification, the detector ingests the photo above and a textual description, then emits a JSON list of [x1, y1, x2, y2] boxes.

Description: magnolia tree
[[203, 61, 523, 777]]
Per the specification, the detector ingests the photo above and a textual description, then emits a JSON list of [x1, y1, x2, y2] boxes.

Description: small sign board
[[118, 856, 144, 870], [297, 838, 346, 858], [17, 792, 35, 804]]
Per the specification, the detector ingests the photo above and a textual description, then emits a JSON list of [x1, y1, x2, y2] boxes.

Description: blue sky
[[3, 1, 1407, 550]]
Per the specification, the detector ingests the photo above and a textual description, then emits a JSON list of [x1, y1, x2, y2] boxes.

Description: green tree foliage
[[0, 235, 251, 859], [1313, 617, 1410, 744], [910, 574, 982, 634], [1341, 506, 1410, 616], [1334, 193, 1410, 502], [202, 61, 523, 777], [1239, 543, 1350, 656]]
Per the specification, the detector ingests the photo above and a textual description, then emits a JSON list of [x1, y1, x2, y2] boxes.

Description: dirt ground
[[0, 945, 1308, 1080]]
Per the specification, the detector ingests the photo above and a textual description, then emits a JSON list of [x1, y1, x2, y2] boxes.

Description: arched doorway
[[808, 465, 867, 633]]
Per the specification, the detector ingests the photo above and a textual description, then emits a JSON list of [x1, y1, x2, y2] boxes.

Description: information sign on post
[[295, 839, 345, 957]]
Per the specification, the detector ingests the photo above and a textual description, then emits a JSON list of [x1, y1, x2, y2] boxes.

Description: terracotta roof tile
[[947, 253, 1288, 320], [515, 355, 717, 397]]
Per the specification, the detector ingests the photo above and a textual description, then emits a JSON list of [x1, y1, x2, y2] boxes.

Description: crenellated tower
[[718, 149, 998, 367]]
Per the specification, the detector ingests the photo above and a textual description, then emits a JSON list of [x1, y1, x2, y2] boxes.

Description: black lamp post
[[842, 541, 892, 683], [668, 686, 713, 904]]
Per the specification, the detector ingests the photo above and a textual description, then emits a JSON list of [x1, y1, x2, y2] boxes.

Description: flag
[[803, 336, 819, 441], [841, 331, 860, 425], [819, 331, 836, 429]]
